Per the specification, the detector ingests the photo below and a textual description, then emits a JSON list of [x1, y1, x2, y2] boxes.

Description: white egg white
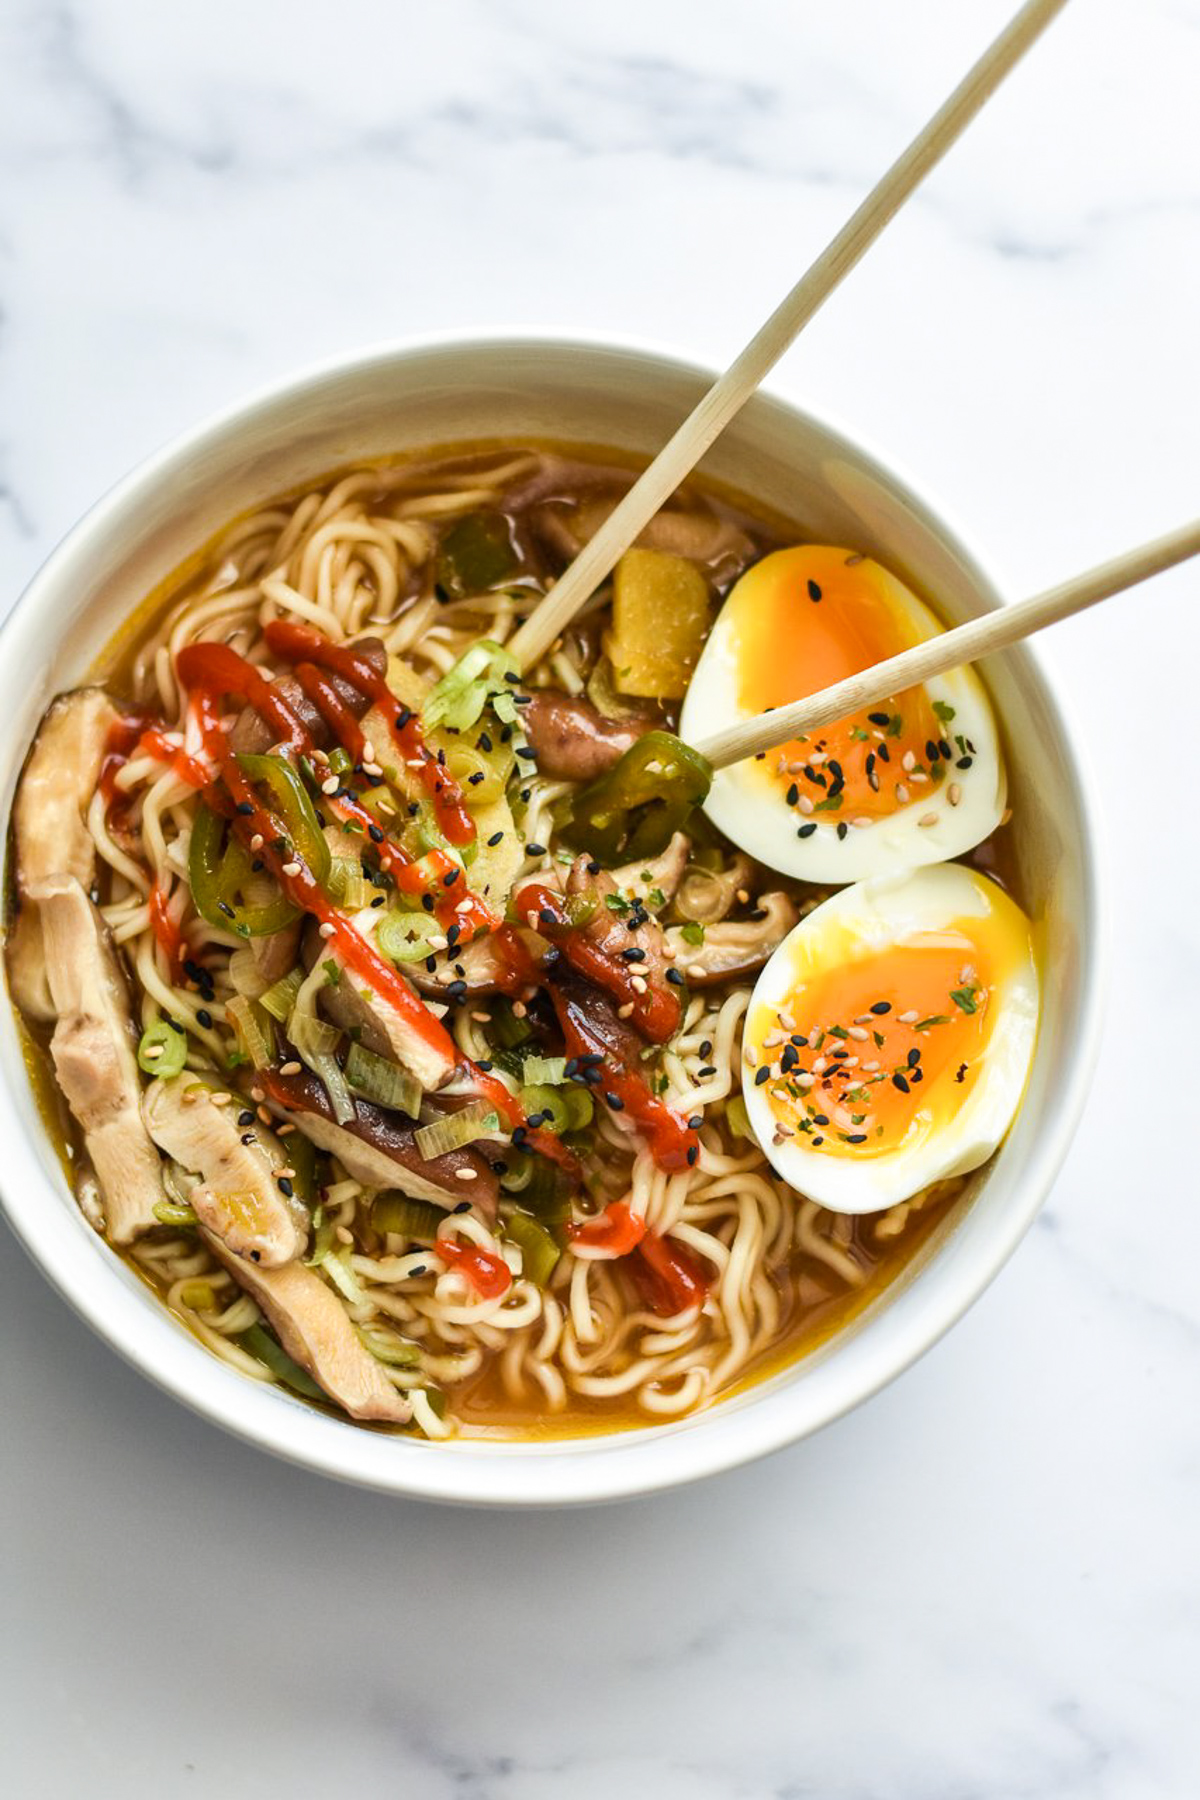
[[742, 863, 1039, 1215], [680, 551, 1006, 884]]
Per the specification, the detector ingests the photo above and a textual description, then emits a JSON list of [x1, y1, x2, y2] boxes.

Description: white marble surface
[[1, 1, 1198, 1793]]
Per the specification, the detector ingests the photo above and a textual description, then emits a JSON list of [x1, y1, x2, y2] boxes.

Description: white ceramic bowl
[[0, 336, 1105, 1506]]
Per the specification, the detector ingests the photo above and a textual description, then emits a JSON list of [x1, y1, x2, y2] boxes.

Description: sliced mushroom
[[258, 1068, 499, 1219], [142, 1077, 308, 1267], [534, 497, 756, 579], [665, 892, 799, 986], [227, 637, 387, 755], [521, 689, 657, 782], [206, 1235, 411, 1424], [673, 853, 756, 926], [34, 874, 165, 1243], [561, 855, 679, 1036], [607, 833, 691, 910]]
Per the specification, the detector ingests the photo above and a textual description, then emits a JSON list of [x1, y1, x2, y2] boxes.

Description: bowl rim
[[0, 330, 1108, 1506]]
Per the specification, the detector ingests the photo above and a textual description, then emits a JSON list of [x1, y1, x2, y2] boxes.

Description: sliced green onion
[[522, 1055, 567, 1085], [239, 1323, 324, 1400], [445, 742, 508, 805], [519, 1083, 574, 1134], [138, 1019, 188, 1079], [179, 1279, 216, 1312], [286, 1006, 340, 1062], [226, 995, 275, 1070], [345, 1042, 422, 1116], [356, 1323, 422, 1367], [285, 1131, 321, 1207], [327, 746, 352, 777], [726, 1094, 753, 1141], [259, 965, 304, 1022], [318, 1245, 366, 1305], [422, 638, 520, 733], [499, 1153, 569, 1220], [414, 1101, 499, 1161], [328, 857, 375, 911], [376, 909, 444, 965], [504, 1211, 560, 1288], [562, 1086, 594, 1132], [491, 999, 532, 1047], [371, 1194, 445, 1241], [153, 1199, 197, 1227], [312, 1052, 355, 1126]]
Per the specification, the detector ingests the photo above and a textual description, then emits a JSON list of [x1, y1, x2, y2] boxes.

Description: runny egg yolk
[[733, 546, 947, 822], [748, 929, 995, 1157]]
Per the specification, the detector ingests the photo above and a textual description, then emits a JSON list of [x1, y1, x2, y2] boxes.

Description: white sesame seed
[[336, 1225, 354, 1244], [852, 817, 873, 829], [454, 899, 473, 914], [863, 1060, 880, 1072], [618, 1002, 635, 1019], [813, 1056, 828, 1074], [142, 1044, 163, 1060], [919, 812, 938, 828], [778, 1010, 796, 1030], [321, 775, 339, 796], [631, 975, 648, 994], [895, 783, 910, 804], [688, 964, 707, 981], [282, 861, 302, 877], [210, 1091, 232, 1106], [898, 1010, 919, 1024], [511, 1001, 527, 1018], [455, 1167, 478, 1181], [911, 771, 929, 784], [318, 921, 335, 938], [848, 1026, 870, 1041], [364, 762, 384, 778], [361, 741, 375, 764], [250, 834, 264, 852], [797, 1072, 815, 1089], [902, 751, 916, 772], [428, 935, 449, 951], [948, 783, 962, 806], [797, 795, 814, 815], [746, 1046, 759, 1067], [275, 1167, 295, 1181], [471, 1010, 491, 1023], [280, 1060, 302, 1076]]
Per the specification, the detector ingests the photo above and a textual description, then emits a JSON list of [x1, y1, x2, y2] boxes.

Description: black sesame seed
[[443, 870, 459, 887], [892, 1072, 910, 1093], [235, 801, 254, 816], [956, 756, 973, 771], [686, 1144, 698, 1166], [367, 824, 384, 844], [606, 1092, 625, 1111], [621, 947, 646, 963], [421, 892, 435, 911], [241, 1133, 255, 1146], [197, 1008, 212, 1029], [278, 1177, 294, 1197], [666, 967, 685, 986], [938, 738, 952, 760], [870, 1001, 891, 1015], [516, 745, 537, 760], [868, 712, 890, 726], [836, 822, 848, 840], [687, 1115, 703, 1131], [813, 1113, 829, 1127], [846, 1133, 868, 1144], [807, 579, 822, 601], [754, 1067, 770, 1086], [396, 707, 412, 729], [926, 740, 939, 763], [487, 830, 504, 847], [786, 783, 799, 807], [526, 842, 546, 857], [907, 1048, 921, 1067], [797, 823, 817, 839], [238, 1110, 255, 1127]]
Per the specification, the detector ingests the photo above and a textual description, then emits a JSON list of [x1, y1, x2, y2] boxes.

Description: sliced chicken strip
[[7, 687, 121, 1021], [142, 1077, 308, 1267], [206, 1235, 411, 1424], [319, 928, 455, 1092], [35, 874, 165, 1243], [13, 687, 119, 891]]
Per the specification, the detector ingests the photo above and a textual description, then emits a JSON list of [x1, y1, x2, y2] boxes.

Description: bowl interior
[[0, 339, 1100, 1504]]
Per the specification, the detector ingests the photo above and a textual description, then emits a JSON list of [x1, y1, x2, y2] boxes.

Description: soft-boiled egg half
[[742, 863, 1039, 1214], [679, 546, 1007, 884]]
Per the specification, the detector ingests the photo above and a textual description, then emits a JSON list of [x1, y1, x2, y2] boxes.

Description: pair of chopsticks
[[502, 0, 1196, 772]]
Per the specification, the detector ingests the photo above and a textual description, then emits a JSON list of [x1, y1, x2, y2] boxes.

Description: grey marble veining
[[1, 2, 1198, 1795]]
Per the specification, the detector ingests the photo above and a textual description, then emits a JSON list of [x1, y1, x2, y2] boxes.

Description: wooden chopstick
[[508, 0, 1069, 672], [689, 519, 1200, 771]]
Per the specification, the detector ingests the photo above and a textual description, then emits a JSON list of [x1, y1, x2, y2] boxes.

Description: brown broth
[[14, 439, 1019, 1439]]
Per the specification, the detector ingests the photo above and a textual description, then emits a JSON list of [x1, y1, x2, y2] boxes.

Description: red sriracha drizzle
[[567, 1200, 646, 1255], [433, 1236, 512, 1300], [628, 1234, 709, 1317], [262, 619, 475, 847], [173, 639, 575, 1175], [148, 883, 185, 979], [521, 883, 680, 1043], [550, 986, 696, 1173]]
